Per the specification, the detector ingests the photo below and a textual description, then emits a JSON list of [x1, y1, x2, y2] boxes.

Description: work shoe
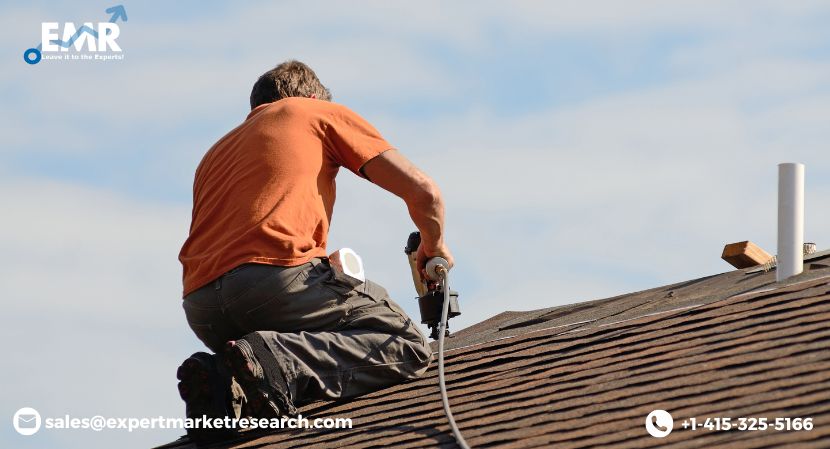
[[176, 352, 241, 443], [224, 333, 296, 419]]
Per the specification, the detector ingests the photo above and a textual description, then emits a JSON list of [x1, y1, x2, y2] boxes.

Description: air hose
[[428, 260, 471, 449]]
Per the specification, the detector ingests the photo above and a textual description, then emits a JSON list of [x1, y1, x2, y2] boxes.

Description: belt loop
[[214, 278, 221, 290]]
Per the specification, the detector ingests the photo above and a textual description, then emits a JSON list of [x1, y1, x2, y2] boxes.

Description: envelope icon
[[18, 414, 38, 428]]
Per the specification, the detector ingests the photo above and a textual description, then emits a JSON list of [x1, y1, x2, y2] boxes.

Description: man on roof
[[175, 60, 453, 440]]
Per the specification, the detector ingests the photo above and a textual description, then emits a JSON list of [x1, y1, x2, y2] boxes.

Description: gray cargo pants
[[182, 258, 432, 405]]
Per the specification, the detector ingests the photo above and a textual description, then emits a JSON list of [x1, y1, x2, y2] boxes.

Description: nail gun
[[404, 231, 471, 449], [404, 231, 461, 340]]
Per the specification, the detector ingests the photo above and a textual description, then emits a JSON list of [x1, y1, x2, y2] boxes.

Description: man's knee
[[399, 337, 433, 380]]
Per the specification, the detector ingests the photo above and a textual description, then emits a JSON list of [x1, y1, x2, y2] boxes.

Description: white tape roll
[[328, 248, 365, 283]]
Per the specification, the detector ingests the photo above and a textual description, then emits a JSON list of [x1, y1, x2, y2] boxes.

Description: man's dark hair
[[249, 60, 332, 109]]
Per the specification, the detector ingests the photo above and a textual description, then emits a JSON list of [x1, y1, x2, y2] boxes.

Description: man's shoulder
[[266, 97, 349, 117], [251, 98, 364, 133]]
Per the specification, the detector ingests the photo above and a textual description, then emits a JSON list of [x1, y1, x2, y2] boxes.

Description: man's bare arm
[[361, 149, 454, 269]]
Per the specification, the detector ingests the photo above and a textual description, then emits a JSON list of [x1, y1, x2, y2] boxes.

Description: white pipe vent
[[777, 163, 805, 282]]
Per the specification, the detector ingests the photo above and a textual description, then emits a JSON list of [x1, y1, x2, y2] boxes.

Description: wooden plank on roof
[[722, 241, 773, 269]]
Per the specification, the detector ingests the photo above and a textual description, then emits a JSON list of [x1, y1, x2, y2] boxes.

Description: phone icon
[[645, 409, 673, 438]]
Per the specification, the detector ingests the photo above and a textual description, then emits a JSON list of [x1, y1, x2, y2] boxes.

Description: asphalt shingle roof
[[156, 251, 830, 449]]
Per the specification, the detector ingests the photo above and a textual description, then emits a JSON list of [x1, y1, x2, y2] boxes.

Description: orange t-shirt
[[178, 97, 393, 296]]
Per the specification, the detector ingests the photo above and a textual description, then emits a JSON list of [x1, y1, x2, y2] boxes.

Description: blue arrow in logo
[[23, 5, 127, 65], [105, 5, 128, 23]]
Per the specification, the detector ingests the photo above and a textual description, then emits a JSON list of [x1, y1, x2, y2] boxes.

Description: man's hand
[[416, 242, 455, 277]]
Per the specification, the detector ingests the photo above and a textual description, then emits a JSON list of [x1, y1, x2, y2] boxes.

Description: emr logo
[[23, 5, 127, 65]]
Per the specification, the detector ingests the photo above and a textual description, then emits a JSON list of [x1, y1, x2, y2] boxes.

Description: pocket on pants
[[221, 263, 309, 307], [358, 281, 406, 318], [241, 264, 346, 332], [242, 267, 312, 315], [342, 282, 416, 334]]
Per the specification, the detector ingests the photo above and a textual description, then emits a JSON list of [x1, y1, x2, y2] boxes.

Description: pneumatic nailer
[[404, 231, 460, 340]]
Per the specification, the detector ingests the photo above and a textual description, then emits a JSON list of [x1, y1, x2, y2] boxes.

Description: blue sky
[[3, 1, 830, 448]]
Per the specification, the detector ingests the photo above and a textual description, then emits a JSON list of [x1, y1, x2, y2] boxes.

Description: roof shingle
[[156, 252, 830, 449]]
